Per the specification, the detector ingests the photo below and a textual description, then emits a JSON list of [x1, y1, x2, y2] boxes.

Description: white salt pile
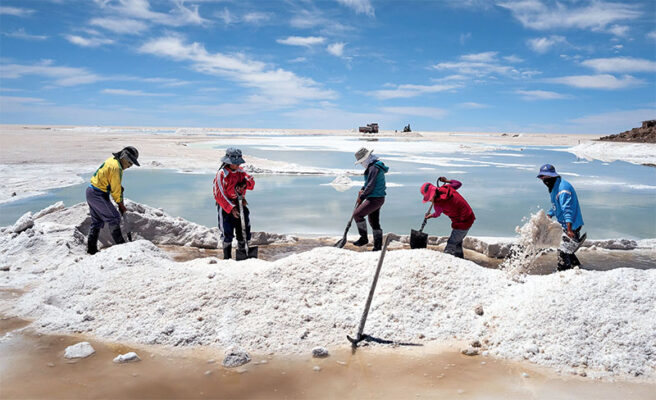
[[64, 342, 95, 359], [325, 174, 358, 192], [500, 210, 562, 278], [1, 202, 655, 380]]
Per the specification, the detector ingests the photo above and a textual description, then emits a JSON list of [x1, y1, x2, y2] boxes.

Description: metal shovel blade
[[410, 229, 428, 249], [236, 246, 258, 261], [334, 236, 347, 248]]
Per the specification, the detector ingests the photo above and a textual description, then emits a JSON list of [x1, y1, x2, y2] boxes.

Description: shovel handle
[[419, 203, 433, 233], [237, 194, 249, 253]]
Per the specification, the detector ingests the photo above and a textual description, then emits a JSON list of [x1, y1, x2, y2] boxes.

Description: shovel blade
[[410, 229, 428, 249], [236, 246, 258, 261], [334, 237, 347, 248]]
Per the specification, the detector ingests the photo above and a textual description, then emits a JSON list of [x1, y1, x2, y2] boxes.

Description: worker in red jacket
[[212, 148, 255, 259], [420, 177, 476, 259]]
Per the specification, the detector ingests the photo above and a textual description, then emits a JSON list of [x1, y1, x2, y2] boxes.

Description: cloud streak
[[581, 57, 656, 73], [547, 74, 643, 90], [277, 36, 326, 47]]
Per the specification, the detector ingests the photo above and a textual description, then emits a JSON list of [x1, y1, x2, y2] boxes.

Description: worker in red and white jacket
[[212, 147, 255, 259]]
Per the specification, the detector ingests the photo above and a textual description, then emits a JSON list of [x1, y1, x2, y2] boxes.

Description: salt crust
[[1, 202, 655, 380], [567, 142, 656, 166]]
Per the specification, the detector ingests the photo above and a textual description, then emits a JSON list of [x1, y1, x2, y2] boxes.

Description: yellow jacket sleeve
[[109, 162, 123, 203]]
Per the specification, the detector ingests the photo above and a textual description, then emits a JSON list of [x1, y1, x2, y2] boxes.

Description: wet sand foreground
[[1, 316, 654, 400]]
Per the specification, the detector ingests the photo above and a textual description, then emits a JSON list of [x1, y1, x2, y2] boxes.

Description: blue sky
[[0, 0, 654, 133]]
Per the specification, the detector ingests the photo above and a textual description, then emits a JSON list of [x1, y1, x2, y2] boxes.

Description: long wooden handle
[[419, 203, 434, 233], [355, 234, 392, 341]]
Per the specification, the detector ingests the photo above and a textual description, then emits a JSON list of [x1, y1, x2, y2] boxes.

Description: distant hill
[[599, 120, 656, 143]]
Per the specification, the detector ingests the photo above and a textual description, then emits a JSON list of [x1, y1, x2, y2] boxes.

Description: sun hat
[[420, 182, 437, 203], [354, 147, 373, 165], [113, 146, 140, 166], [537, 164, 559, 178], [221, 147, 246, 165]]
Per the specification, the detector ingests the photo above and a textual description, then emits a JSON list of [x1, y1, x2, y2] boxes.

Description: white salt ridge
[[323, 174, 403, 192], [567, 142, 656, 166], [2, 202, 655, 380]]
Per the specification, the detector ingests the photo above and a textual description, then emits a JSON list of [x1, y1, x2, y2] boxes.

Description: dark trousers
[[86, 186, 121, 230], [353, 197, 385, 230], [445, 228, 469, 259], [557, 227, 582, 271], [217, 204, 251, 247]]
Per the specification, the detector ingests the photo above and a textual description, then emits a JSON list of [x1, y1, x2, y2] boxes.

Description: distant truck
[[359, 123, 379, 133]]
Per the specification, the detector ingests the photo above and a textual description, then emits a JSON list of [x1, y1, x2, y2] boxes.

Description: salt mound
[[500, 210, 562, 277], [326, 174, 357, 192], [2, 203, 655, 380]]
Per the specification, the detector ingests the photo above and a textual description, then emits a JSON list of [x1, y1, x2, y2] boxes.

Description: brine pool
[[1, 136, 655, 240]]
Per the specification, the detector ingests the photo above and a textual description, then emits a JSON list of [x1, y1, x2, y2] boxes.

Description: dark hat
[[354, 147, 373, 164], [114, 146, 140, 166], [537, 164, 559, 178], [221, 147, 246, 165]]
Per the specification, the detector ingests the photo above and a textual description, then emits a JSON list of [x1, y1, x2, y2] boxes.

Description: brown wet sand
[[2, 317, 655, 400]]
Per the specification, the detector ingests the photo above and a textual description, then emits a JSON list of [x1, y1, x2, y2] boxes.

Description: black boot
[[223, 244, 232, 260], [87, 227, 100, 255], [571, 253, 581, 267], [557, 251, 572, 271], [110, 225, 126, 245], [351, 221, 369, 246], [372, 229, 383, 251]]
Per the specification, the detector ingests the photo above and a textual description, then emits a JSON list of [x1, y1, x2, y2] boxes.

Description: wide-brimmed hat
[[221, 147, 246, 165], [114, 146, 140, 166], [420, 182, 437, 203], [354, 147, 373, 165], [537, 163, 559, 178]]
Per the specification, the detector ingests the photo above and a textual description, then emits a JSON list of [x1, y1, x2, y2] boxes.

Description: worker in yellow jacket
[[86, 146, 140, 254]]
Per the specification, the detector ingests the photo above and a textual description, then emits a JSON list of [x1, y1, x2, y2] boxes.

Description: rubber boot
[[372, 229, 383, 251], [110, 225, 126, 245], [222, 244, 232, 260], [557, 251, 572, 271], [87, 227, 100, 255], [351, 221, 369, 246], [570, 253, 581, 267]]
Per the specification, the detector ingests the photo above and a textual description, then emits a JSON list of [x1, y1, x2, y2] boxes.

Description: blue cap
[[537, 164, 559, 178]]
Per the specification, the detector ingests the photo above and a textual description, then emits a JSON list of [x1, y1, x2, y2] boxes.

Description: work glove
[[118, 202, 127, 215], [231, 208, 240, 218]]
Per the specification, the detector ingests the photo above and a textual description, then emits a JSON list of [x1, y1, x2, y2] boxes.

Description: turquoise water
[[1, 137, 655, 238]]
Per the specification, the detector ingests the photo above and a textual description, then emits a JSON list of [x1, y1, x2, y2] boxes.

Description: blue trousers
[[444, 228, 469, 259], [217, 204, 251, 247], [86, 186, 121, 230]]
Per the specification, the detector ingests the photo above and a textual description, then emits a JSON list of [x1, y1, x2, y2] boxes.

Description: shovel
[[235, 194, 258, 261], [410, 203, 433, 249], [334, 198, 361, 248], [123, 212, 133, 242], [347, 234, 392, 348]]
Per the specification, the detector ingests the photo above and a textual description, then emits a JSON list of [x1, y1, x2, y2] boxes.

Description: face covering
[[542, 176, 557, 192], [361, 154, 379, 168]]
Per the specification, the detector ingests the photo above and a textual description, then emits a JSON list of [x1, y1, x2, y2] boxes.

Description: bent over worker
[[420, 177, 476, 259], [537, 164, 585, 271], [86, 146, 140, 255], [212, 147, 255, 260], [352, 147, 389, 251]]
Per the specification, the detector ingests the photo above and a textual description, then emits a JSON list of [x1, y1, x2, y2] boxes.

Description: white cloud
[[336, 0, 375, 17], [100, 0, 207, 27], [277, 36, 326, 47], [460, 33, 471, 45], [607, 24, 629, 37], [648, 31, 656, 41], [65, 35, 115, 47], [503, 55, 524, 63], [581, 57, 656, 73], [0, 6, 34, 17], [102, 88, 171, 96], [242, 11, 272, 24], [90, 17, 148, 34], [0, 95, 47, 104], [458, 102, 489, 109], [547, 74, 643, 90], [3, 29, 48, 41], [432, 52, 537, 78], [526, 35, 566, 53], [515, 89, 568, 100], [497, 0, 642, 33], [373, 83, 461, 100], [289, 57, 307, 63], [138, 35, 336, 105], [327, 42, 346, 57], [0, 60, 103, 86], [380, 106, 448, 119]]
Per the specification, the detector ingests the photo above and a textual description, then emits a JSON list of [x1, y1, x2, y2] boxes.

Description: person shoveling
[[212, 148, 257, 260], [341, 148, 389, 251], [419, 177, 475, 259], [537, 164, 586, 271], [86, 146, 140, 255]]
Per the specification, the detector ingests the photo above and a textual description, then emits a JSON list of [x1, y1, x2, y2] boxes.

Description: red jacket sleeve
[[213, 169, 236, 213], [240, 170, 255, 191]]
